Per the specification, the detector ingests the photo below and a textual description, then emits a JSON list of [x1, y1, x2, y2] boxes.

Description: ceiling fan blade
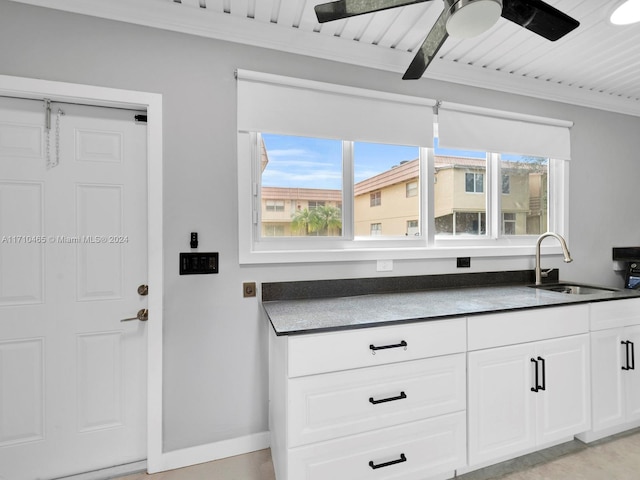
[[501, 0, 579, 41], [402, 9, 448, 80], [315, 0, 433, 23]]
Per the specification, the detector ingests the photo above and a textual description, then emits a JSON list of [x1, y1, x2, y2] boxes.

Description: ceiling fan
[[314, 0, 580, 80]]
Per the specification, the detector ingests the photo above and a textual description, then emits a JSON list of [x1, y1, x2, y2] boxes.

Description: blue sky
[[260, 133, 539, 189]]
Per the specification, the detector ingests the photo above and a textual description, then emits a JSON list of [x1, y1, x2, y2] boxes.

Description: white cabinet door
[[591, 328, 626, 431], [469, 334, 590, 467], [536, 335, 590, 445], [468, 343, 536, 466], [624, 326, 640, 422]]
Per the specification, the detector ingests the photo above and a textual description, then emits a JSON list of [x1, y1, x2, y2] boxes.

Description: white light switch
[[377, 259, 393, 272]]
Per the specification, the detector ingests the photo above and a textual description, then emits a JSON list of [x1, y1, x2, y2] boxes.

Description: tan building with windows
[[261, 187, 342, 236], [260, 153, 547, 237], [353, 159, 420, 236]]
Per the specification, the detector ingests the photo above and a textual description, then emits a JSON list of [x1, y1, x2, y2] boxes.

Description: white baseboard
[[148, 431, 270, 474], [576, 421, 640, 444]]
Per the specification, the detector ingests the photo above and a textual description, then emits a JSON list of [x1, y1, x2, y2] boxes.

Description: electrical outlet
[[243, 282, 257, 298], [457, 257, 471, 268], [377, 259, 393, 272]]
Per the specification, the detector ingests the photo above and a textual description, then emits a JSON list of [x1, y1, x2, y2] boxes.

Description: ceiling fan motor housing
[[445, 0, 503, 38]]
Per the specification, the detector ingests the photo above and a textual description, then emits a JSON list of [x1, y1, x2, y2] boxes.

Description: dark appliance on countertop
[[613, 247, 640, 289]]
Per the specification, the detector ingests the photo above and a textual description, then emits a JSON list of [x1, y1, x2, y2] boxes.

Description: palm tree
[[291, 205, 342, 236], [291, 208, 318, 236], [313, 205, 342, 236]]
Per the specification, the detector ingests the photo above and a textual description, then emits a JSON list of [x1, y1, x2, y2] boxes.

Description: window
[[266, 200, 285, 212], [247, 132, 564, 256], [502, 175, 510, 194], [259, 133, 342, 238], [406, 181, 418, 198], [503, 212, 516, 235], [434, 144, 487, 237], [354, 142, 420, 238], [465, 172, 484, 193], [237, 71, 570, 263], [264, 224, 285, 237], [500, 156, 548, 236]]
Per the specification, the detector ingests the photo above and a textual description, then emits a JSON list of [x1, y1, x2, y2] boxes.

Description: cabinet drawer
[[288, 353, 466, 447], [590, 298, 640, 331], [287, 411, 466, 480], [287, 318, 466, 377], [468, 305, 589, 351]]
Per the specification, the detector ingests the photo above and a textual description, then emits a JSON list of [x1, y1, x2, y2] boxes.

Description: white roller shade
[[237, 70, 435, 146], [438, 102, 572, 160]]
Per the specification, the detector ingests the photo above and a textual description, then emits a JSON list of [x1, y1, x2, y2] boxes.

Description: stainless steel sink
[[530, 283, 617, 295]]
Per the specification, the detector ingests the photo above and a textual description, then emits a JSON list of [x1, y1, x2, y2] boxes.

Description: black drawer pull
[[622, 341, 631, 370], [369, 391, 407, 405], [623, 341, 636, 370], [369, 453, 407, 470], [538, 356, 546, 391], [369, 340, 407, 354], [531, 357, 539, 392]]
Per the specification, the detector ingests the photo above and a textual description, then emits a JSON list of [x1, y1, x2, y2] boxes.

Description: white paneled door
[[0, 97, 147, 479]]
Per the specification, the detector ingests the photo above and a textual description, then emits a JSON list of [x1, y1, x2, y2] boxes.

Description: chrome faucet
[[535, 232, 573, 285]]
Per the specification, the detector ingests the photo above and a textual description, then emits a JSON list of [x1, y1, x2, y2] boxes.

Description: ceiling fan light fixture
[[610, 0, 640, 25], [445, 0, 503, 38]]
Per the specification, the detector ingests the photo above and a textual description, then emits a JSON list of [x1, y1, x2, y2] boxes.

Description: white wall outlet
[[377, 259, 393, 272]]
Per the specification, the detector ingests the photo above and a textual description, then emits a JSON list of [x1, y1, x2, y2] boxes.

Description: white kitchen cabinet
[[587, 326, 640, 433], [269, 318, 467, 480], [577, 299, 640, 442], [468, 334, 590, 466], [466, 305, 590, 468]]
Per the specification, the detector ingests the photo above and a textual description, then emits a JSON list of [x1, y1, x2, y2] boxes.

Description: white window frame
[[238, 132, 569, 264], [465, 172, 485, 194]]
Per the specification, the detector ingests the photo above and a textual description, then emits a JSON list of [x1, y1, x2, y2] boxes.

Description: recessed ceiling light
[[611, 0, 640, 25]]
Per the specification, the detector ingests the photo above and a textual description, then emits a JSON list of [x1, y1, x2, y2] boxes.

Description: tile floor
[[116, 428, 640, 480]]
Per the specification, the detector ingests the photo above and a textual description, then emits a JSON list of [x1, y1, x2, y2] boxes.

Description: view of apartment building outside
[[259, 138, 547, 238]]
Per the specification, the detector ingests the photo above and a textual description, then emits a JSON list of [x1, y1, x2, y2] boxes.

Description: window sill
[[239, 240, 566, 265]]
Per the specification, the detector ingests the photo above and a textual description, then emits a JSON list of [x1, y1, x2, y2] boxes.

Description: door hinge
[[134, 114, 147, 124]]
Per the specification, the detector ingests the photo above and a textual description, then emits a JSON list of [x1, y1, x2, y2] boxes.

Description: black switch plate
[[180, 252, 219, 275], [457, 257, 471, 268]]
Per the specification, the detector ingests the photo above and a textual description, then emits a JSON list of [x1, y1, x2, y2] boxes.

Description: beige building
[[260, 154, 547, 237], [261, 187, 342, 236], [354, 159, 420, 236], [433, 156, 547, 236]]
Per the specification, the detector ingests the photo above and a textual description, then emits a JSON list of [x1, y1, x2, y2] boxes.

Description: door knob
[[137, 284, 149, 296], [121, 309, 149, 322]]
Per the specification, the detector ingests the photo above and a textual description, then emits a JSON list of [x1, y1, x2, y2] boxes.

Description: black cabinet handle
[[537, 356, 546, 391], [622, 341, 631, 370], [369, 453, 407, 470], [630, 341, 635, 370], [531, 357, 539, 392], [369, 340, 407, 354], [369, 391, 407, 405]]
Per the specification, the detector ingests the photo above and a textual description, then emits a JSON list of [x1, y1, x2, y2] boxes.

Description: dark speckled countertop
[[263, 283, 640, 335]]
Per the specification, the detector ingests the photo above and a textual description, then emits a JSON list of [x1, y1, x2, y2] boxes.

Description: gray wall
[[2, 0, 639, 452]]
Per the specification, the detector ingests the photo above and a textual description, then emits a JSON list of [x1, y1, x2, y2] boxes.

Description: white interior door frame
[[0, 74, 166, 474]]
